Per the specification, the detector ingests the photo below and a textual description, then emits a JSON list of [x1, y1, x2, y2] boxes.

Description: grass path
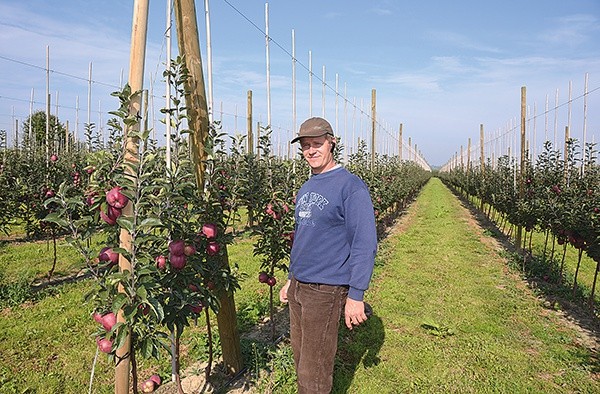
[[335, 178, 598, 393]]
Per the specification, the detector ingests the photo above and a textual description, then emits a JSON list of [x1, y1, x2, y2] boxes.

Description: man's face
[[299, 135, 336, 174]]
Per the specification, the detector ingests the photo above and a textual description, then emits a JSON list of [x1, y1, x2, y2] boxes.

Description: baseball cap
[[291, 117, 334, 143]]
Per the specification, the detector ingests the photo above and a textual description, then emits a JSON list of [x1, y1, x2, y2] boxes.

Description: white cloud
[[428, 30, 503, 54], [539, 14, 599, 47]]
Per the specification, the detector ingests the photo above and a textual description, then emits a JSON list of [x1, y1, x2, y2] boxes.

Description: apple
[[101, 312, 117, 331], [138, 304, 150, 316], [188, 283, 200, 292], [140, 379, 155, 393], [96, 337, 113, 353], [149, 374, 161, 386], [267, 276, 277, 287], [100, 209, 117, 225], [206, 241, 220, 256], [93, 312, 104, 324], [98, 247, 119, 266], [169, 253, 186, 270], [201, 223, 217, 239], [258, 272, 269, 283], [106, 186, 128, 209], [155, 255, 167, 270], [50, 154, 58, 162], [183, 244, 196, 256], [45, 189, 55, 198], [168, 239, 186, 256], [205, 281, 216, 290], [189, 303, 203, 314]]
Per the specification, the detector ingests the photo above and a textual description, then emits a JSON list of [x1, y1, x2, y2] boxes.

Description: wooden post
[[247, 90, 253, 154], [371, 89, 376, 170], [174, 0, 242, 374], [115, 1, 148, 393], [516, 86, 526, 252], [467, 138, 471, 172], [398, 123, 403, 160], [480, 124, 485, 210], [563, 125, 570, 180]]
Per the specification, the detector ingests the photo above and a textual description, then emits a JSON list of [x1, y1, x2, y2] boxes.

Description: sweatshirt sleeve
[[344, 186, 378, 301]]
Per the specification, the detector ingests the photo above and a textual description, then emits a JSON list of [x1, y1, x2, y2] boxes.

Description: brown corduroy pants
[[288, 277, 348, 394]]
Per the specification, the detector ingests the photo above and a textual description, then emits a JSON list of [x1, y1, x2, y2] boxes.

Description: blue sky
[[1, 0, 599, 167]]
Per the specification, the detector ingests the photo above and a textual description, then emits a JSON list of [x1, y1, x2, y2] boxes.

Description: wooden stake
[[115, 1, 149, 393], [371, 89, 376, 170], [516, 86, 526, 253], [247, 90, 253, 154], [174, 0, 242, 374]]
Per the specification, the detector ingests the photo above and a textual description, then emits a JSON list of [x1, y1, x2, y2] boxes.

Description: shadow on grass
[[334, 313, 385, 393], [445, 183, 599, 373]]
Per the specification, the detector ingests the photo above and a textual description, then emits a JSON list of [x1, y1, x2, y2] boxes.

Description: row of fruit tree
[[440, 140, 600, 311], [0, 59, 431, 392]]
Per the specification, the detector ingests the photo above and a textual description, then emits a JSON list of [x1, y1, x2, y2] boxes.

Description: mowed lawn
[[335, 178, 598, 393]]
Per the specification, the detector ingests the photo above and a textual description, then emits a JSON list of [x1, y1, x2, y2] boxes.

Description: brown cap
[[291, 117, 334, 143]]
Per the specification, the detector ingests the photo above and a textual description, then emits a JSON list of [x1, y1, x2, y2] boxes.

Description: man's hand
[[344, 297, 367, 330], [279, 279, 291, 303]]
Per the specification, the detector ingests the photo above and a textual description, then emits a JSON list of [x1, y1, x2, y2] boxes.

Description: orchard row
[[0, 85, 430, 390], [441, 140, 600, 307]]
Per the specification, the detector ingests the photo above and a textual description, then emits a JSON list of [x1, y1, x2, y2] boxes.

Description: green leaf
[[116, 216, 134, 232], [139, 217, 162, 228]]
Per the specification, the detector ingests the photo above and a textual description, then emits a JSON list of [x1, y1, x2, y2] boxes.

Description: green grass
[[333, 178, 598, 393], [1, 181, 598, 393], [0, 229, 288, 394]]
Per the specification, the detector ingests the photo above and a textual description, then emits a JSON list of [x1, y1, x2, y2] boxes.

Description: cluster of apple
[[92, 311, 116, 354], [100, 186, 129, 225], [258, 271, 277, 287], [154, 223, 221, 271], [140, 374, 162, 393]]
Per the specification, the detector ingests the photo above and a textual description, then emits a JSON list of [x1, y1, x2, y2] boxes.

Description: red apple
[[267, 276, 277, 287], [168, 239, 186, 256], [50, 154, 58, 162], [45, 189, 55, 198], [101, 312, 117, 331], [206, 241, 220, 256], [98, 247, 119, 266], [169, 253, 186, 270], [149, 374, 161, 386], [183, 244, 196, 256], [140, 379, 155, 393], [189, 303, 203, 314], [106, 186, 128, 209], [97, 337, 113, 353], [93, 312, 103, 324], [188, 283, 200, 292], [155, 255, 167, 270], [258, 272, 269, 283], [205, 281, 216, 290], [201, 223, 217, 239]]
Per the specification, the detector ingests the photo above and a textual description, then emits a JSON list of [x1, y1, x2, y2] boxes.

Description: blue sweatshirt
[[289, 166, 377, 301]]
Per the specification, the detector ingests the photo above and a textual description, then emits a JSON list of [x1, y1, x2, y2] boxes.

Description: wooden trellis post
[[115, 1, 148, 393], [516, 86, 526, 253], [174, 0, 242, 375]]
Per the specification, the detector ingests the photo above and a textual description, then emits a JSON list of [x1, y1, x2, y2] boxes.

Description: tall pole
[[291, 29, 296, 135], [399, 123, 403, 161], [115, 1, 148, 392], [247, 90, 253, 154], [174, 0, 242, 374], [370, 89, 376, 170], [265, 2, 271, 127], [204, 0, 214, 122], [87, 62, 92, 129], [45, 46, 50, 162], [165, 0, 172, 170], [308, 50, 312, 117], [321, 65, 326, 118], [516, 86, 526, 253], [583, 72, 589, 170]]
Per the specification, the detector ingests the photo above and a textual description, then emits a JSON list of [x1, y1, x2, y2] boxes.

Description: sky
[[1, 0, 599, 167]]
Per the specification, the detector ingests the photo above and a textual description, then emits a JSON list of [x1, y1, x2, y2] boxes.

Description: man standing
[[279, 117, 378, 393]]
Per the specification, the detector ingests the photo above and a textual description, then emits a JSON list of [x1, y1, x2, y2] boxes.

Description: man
[[279, 117, 378, 393]]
